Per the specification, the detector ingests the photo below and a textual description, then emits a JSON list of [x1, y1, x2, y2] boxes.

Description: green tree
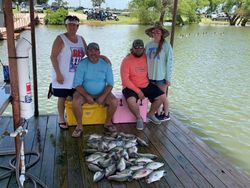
[[91, 0, 105, 7], [44, 7, 68, 25], [129, 0, 161, 24], [224, 0, 250, 26]]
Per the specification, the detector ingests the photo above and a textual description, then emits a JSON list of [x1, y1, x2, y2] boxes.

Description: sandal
[[59, 122, 68, 130], [72, 127, 83, 138], [104, 124, 117, 132]]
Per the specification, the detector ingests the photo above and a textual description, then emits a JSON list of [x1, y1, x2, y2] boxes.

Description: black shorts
[[53, 88, 75, 98], [122, 83, 164, 103]]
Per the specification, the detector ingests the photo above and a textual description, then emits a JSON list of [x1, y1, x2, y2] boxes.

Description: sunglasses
[[133, 46, 144, 49], [152, 31, 161, 35]]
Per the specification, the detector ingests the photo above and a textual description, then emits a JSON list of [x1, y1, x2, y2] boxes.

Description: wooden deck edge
[[170, 115, 250, 183]]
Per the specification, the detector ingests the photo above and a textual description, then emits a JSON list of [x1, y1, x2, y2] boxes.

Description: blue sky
[[48, 0, 130, 9]]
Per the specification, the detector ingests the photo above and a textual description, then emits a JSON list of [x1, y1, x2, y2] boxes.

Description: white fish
[[108, 174, 133, 182], [146, 170, 166, 184], [93, 171, 105, 182], [146, 162, 164, 170], [135, 157, 153, 164], [133, 168, 153, 180]]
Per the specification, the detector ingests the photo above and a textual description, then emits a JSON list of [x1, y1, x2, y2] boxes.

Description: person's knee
[[72, 95, 83, 107], [110, 97, 118, 108], [155, 94, 165, 103]]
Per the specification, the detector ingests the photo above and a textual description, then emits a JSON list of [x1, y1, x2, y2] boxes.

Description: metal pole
[[170, 0, 178, 48], [29, 0, 39, 116], [4, 0, 21, 166]]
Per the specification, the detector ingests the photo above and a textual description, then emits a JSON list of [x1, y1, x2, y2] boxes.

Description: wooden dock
[[0, 115, 250, 188], [0, 13, 31, 40]]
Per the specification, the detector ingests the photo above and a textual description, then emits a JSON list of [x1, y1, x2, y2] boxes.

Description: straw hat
[[145, 22, 170, 38]]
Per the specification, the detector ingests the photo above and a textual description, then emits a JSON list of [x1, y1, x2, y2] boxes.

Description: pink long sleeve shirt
[[120, 53, 149, 94]]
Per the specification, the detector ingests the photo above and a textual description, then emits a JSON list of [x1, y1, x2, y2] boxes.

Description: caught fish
[[129, 165, 144, 171], [86, 153, 103, 162], [87, 163, 103, 172], [116, 169, 133, 176], [146, 170, 166, 184], [105, 163, 116, 177], [136, 153, 158, 159], [133, 168, 153, 180], [117, 157, 126, 172], [146, 162, 164, 170], [136, 136, 149, 147], [135, 157, 153, 164], [93, 171, 105, 182], [108, 174, 133, 182]]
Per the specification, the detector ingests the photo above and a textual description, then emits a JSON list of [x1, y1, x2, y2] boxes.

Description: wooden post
[[4, 0, 21, 161], [29, 0, 39, 116], [170, 0, 178, 48]]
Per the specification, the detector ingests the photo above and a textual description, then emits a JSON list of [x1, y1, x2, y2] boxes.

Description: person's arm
[[120, 58, 141, 94], [50, 36, 64, 84], [100, 55, 111, 64], [80, 36, 88, 54], [95, 85, 113, 105], [75, 85, 95, 104]]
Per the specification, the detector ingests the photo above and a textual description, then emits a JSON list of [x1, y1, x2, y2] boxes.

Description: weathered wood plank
[[54, 115, 69, 188], [158, 121, 227, 188], [170, 116, 250, 187], [1, 115, 250, 188], [147, 123, 215, 188], [26, 116, 47, 177], [66, 127, 84, 188], [143, 123, 198, 188], [39, 115, 57, 187]]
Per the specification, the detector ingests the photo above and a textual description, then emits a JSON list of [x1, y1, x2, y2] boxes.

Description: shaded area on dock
[[0, 115, 249, 187]]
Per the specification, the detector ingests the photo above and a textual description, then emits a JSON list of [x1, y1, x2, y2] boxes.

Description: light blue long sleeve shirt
[[145, 41, 173, 82], [73, 57, 114, 96]]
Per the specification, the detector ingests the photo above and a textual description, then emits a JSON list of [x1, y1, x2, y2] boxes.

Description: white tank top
[[51, 34, 86, 89]]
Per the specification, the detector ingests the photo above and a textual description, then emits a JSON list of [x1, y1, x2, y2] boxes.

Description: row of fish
[[84, 132, 166, 183]]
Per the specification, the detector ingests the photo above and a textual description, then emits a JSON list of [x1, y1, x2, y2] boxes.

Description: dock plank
[[0, 115, 250, 188], [170, 116, 250, 187]]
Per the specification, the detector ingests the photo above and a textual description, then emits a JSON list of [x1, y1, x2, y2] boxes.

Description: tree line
[[129, 0, 250, 26]]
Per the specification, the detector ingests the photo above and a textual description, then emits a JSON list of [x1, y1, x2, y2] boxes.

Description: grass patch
[[81, 16, 139, 26], [201, 17, 229, 25]]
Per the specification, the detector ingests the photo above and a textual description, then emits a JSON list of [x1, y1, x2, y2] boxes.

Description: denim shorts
[[149, 79, 167, 86]]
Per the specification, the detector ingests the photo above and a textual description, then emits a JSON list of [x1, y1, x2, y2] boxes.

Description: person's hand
[[86, 95, 95, 104], [166, 81, 171, 87], [138, 90, 145, 100], [56, 73, 64, 84], [95, 95, 105, 105]]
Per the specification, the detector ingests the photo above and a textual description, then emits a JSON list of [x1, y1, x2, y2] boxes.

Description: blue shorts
[[122, 83, 164, 103], [149, 79, 167, 86], [52, 88, 75, 98]]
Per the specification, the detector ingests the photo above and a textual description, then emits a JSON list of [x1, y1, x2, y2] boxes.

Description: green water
[[0, 24, 250, 176]]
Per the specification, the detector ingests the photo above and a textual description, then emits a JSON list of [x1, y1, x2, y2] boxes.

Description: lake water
[[0, 24, 250, 176]]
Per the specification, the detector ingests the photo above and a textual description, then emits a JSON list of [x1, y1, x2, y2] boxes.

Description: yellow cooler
[[65, 101, 107, 126]]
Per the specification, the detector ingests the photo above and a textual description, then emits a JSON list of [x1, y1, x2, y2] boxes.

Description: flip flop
[[104, 124, 117, 132], [72, 128, 83, 138], [59, 122, 68, 130]]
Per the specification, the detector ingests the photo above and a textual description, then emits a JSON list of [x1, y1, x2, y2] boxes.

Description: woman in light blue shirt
[[145, 22, 173, 121]]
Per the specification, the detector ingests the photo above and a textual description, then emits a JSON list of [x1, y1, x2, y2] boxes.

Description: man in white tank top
[[50, 15, 87, 129]]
